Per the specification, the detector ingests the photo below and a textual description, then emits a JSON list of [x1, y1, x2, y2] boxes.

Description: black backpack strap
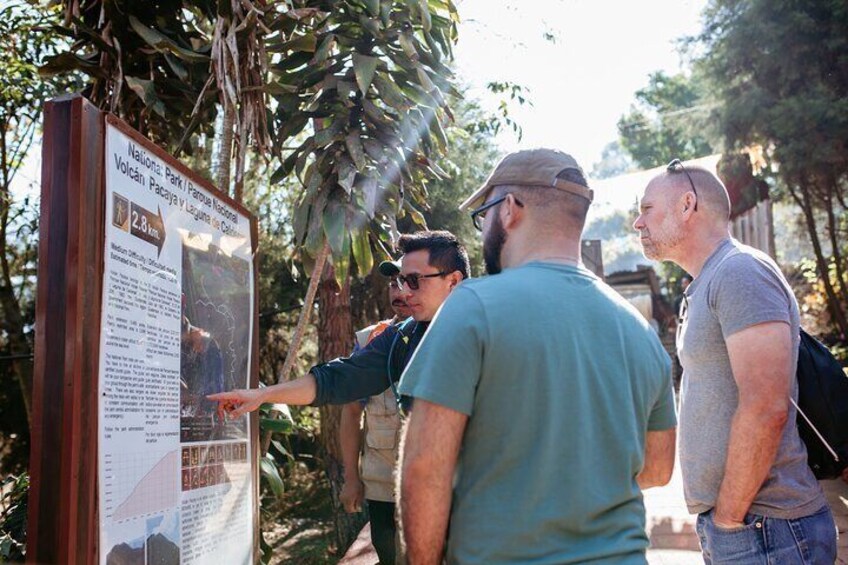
[[386, 318, 415, 406]]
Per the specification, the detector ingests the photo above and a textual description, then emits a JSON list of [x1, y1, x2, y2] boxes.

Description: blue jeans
[[695, 505, 837, 564]]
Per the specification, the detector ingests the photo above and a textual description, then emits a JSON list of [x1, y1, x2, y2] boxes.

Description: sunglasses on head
[[676, 293, 690, 344], [395, 271, 448, 290], [666, 159, 698, 211]]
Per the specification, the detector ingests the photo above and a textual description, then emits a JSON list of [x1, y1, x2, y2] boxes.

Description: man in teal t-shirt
[[398, 149, 677, 565]]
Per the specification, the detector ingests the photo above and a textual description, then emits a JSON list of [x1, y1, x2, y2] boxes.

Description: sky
[[452, 0, 708, 171]]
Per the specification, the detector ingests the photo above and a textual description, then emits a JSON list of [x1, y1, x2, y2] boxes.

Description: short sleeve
[[648, 357, 677, 431], [710, 255, 791, 338], [398, 287, 485, 416]]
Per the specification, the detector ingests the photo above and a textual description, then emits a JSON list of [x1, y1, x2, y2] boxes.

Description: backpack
[[794, 328, 848, 480]]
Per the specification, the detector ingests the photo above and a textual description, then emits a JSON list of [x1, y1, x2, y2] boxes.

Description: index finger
[[207, 391, 240, 401], [229, 404, 252, 419]]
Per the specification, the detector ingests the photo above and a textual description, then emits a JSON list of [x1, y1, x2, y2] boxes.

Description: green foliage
[[258, 462, 335, 563], [1, 0, 77, 193], [255, 400, 332, 563], [265, 0, 460, 276], [590, 141, 634, 180], [260, 454, 286, 499], [657, 263, 689, 302], [1, 3, 63, 128], [48, 0, 464, 279], [473, 81, 529, 141], [794, 258, 848, 341], [617, 70, 718, 169], [407, 95, 499, 273], [694, 0, 848, 179], [259, 402, 295, 435], [244, 163, 313, 330], [256, 397, 296, 561], [694, 0, 848, 339], [41, 0, 220, 154], [0, 1, 82, 474], [0, 474, 28, 562]]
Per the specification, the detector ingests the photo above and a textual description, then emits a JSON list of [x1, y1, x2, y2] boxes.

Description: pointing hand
[[208, 388, 264, 420]]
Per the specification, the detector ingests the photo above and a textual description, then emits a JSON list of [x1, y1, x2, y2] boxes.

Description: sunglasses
[[469, 194, 524, 231], [395, 271, 448, 291], [666, 159, 698, 211]]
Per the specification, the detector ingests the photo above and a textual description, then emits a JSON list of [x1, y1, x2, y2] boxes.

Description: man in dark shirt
[[209, 230, 470, 418]]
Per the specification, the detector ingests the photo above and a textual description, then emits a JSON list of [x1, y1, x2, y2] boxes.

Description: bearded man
[[397, 149, 677, 565]]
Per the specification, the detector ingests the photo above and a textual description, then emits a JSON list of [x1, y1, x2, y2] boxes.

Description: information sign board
[[27, 97, 259, 565], [98, 117, 256, 564]]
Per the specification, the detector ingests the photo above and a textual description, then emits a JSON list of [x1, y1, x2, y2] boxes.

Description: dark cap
[[378, 259, 401, 277], [459, 148, 593, 211]]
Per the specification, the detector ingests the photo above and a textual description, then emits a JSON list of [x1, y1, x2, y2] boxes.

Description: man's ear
[[448, 272, 463, 289], [502, 193, 523, 229], [681, 192, 697, 218]]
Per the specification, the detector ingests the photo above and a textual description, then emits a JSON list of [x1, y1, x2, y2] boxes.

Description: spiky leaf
[[352, 53, 379, 94]]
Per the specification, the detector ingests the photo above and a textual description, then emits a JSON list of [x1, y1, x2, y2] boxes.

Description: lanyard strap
[[386, 321, 413, 410]]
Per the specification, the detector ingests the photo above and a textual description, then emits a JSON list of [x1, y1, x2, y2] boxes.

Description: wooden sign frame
[[27, 94, 260, 564]]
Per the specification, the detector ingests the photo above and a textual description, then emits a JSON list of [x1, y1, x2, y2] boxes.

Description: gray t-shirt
[[677, 238, 825, 518]]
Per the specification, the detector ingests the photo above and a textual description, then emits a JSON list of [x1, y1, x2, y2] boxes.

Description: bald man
[[634, 161, 836, 564], [399, 149, 677, 564]]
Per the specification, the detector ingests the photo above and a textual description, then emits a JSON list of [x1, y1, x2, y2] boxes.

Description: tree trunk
[[0, 301, 32, 431], [0, 119, 32, 426], [788, 177, 848, 338], [824, 188, 848, 311], [317, 264, 366, 555], [260, 241, 330, 454], [215, 103, 235, 197]]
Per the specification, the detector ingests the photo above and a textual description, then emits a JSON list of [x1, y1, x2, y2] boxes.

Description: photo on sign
[[145, 514, 180, 565], [105, 532, 145, 565], [180, 232, 250, 443], [103, 512, 179, 565], [112, 192, 130, 232]]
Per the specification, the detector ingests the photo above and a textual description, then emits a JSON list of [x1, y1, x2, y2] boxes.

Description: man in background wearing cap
[[398, 149, 677, 564], [339, 259, 411, 564]]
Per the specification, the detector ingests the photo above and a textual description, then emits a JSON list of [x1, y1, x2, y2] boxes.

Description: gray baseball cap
[[459, 148, 593, 211]]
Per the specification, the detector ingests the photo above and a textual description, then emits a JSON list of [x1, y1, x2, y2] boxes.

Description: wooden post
[[27, 94, 104, 564], [582, 239, 604, 279]]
